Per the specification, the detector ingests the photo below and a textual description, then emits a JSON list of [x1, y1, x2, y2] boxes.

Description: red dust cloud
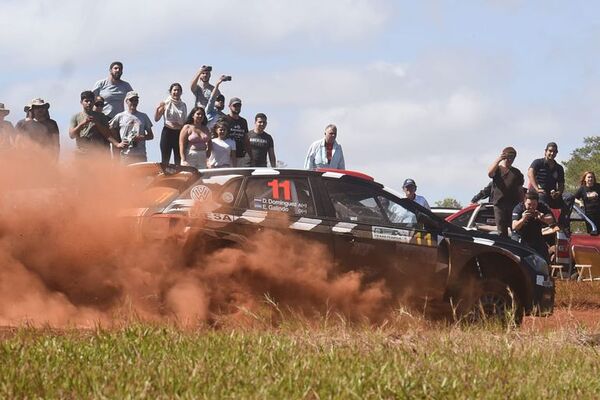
[[0, 148, 391, 328]]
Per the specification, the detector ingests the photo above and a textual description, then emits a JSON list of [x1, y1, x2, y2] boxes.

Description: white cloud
[[0, 0, 389, 69]]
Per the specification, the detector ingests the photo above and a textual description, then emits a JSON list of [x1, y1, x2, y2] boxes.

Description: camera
[[223, 75, 232, 81]]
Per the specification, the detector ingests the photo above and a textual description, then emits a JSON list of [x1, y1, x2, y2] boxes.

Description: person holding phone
[[190, 65, 220, 107], [69, 90, 123, 156], [487, 146, 524, 237], [512, 190, 555, 261]]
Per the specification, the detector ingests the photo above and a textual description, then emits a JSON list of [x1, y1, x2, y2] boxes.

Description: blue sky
[[1, 0, 599, 205]]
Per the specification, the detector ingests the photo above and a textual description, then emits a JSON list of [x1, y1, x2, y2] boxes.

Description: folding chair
[[571, 245, 597, 282]]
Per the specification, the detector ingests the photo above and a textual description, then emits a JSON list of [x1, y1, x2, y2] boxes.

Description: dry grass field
[[0, 281, 599, 399]]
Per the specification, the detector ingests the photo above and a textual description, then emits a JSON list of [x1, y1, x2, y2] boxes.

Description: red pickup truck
[[446, 203, 600, 279]]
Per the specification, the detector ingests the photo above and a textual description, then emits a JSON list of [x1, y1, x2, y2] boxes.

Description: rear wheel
[[457, 278, 523, 326]]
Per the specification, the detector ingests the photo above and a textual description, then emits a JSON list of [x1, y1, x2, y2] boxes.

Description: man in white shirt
[[304, 124, 345, 170]]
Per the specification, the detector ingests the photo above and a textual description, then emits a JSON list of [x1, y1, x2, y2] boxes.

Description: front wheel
[[456, 278, 523, 326]]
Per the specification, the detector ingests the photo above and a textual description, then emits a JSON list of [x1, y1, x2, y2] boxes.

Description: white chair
[[550, 265, 567, 280], [572, 246, 596, 282]]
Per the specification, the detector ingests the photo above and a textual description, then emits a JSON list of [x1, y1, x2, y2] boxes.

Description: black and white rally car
[[128, 163, 554, 323]]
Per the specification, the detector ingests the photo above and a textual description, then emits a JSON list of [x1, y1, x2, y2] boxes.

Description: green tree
[[434, 198, 462, 209], [563, 136, 600, 192]]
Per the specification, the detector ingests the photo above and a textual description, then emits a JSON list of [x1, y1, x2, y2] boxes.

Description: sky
[[1, 0, 600, 205]]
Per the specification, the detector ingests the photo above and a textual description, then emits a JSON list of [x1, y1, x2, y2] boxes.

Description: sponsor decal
[[252, 197, 308, 215], [221, 191, 234, 204], [372, 226, 412, 243], [205, 213, 236, 222], [190, 185, 212, 202]]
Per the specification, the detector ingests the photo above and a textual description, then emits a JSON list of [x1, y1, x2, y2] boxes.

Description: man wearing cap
[[304, 124, 345, 170], [248, 113, 276, 167], [402, 179, 430, 209], [512, 190, 555, 261], [488, 146, 524, 237], [224, 97, 251, 167], [190, 65, 221, 107], [109, 91, 154, 164], [93, 61, 134, 119], [528, 142, 573, 233], [0, 103, 15, 150], [15, 98, 58, 158], [69, 91, 124, 156], [206, 74, 230, 131]]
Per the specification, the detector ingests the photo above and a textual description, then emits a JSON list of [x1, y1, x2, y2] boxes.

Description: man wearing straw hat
[[0, 103, 15, 150]]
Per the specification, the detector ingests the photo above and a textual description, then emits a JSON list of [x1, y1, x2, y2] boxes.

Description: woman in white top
[[208, 120, 236, 168], [155, 83, 187, 165]]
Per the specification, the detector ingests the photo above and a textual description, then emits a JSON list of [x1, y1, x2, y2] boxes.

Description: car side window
[[376, 195, 418, 228], [242, 177, 316, 216], [324, 180, 387, 224]]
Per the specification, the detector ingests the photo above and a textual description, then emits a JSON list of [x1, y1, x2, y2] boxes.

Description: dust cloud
[[0, 146, 392, 328]]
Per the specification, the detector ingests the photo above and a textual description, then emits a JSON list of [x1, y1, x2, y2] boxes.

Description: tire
[[457, 278, 524, 326]]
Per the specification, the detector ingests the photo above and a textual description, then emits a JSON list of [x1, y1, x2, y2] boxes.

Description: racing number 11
[[267, 179, 291, 200]]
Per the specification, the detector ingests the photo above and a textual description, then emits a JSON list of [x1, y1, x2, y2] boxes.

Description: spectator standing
[[190, 65, 220, 107], [0, 103, 15, 150], [487, 147, 524, 237], [304, 124, 345, 170], [93, 61, 133, 119], [224, 97, 251, 167], [248, 113, 276, 167], [528, 142, 573, 233], [574, 171, 600, 233], [109, 91, 154, 164], [179, 107, 211, 169], [512, 191, 555, 261], [402, 179, 431, 209], [208, 120, 236, 168], [155, 83, 187, 165], [69, 91, 123, 156], [206, 75, 230, 131], [15, 99, 58, 158]]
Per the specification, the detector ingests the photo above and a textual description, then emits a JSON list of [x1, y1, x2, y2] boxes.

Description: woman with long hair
[[575, 171, 600, 233], [155, 83, 187, 165], [179, 106, 211, 169]]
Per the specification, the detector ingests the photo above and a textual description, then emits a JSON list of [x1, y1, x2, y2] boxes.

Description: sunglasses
[[94, 102, 104, 107]]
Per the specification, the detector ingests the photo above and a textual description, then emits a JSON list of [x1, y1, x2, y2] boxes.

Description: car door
[[376, 193, 447, 297], [320, 178, 400, 284], [234, 174, 334, 259]]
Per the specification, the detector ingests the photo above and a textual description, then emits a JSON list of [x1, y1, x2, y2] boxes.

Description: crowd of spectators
[[0, 61, 348, 173]]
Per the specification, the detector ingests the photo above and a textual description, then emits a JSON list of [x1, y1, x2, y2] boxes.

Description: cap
[[125, 91, 139, 101], [215, 94, 225, 102], [29, 98, 50, 109], [402, 178, 417, 188], [0, 103, 9, 115], [229, 97, 242, 106]]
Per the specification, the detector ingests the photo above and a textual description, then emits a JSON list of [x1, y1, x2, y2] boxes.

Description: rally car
[[127, 163, 555, 323]]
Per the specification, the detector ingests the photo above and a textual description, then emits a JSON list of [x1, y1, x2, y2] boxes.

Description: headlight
[[524, 254, 549, 275]]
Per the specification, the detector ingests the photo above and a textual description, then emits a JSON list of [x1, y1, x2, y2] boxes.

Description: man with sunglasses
[[224, 97, 251, 167], [528, 142, 573, 234], [488, 147, 524, 237]]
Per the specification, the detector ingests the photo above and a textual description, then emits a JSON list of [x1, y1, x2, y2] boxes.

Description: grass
[[0, 283, 598, 399]]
